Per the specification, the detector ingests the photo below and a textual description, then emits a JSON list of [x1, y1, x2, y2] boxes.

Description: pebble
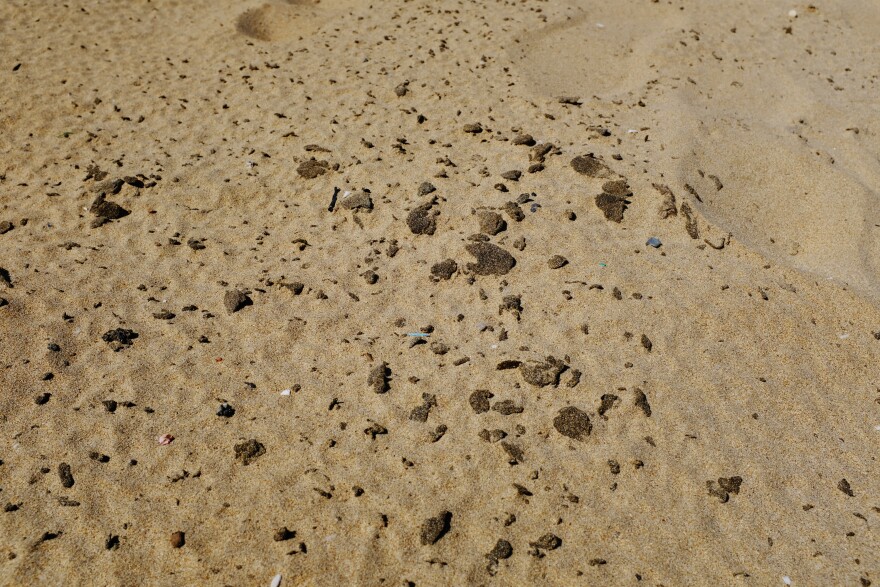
[[224, 289, 251, 314], [570, 154, 612, 178], [553, 407, 592, 441], [58, 463, 74, 488], [430, 259, 458, 281], [406, 199, 439, 235], [548, 255, 568, 269], [170, 531, 185, 548], [420, 511, 452, 545], [234, 439, 266, 465], [477, 210, 506, 235], [464, 243, 516, 276]]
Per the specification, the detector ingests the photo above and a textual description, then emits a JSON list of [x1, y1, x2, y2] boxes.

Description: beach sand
[[0, 0, 878, 585]]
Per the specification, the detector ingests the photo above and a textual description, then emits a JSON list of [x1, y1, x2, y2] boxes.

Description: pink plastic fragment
[[157, 434, 174, 445]]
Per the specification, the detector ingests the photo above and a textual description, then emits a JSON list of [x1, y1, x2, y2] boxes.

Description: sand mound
[[236, 1, 324, 41]]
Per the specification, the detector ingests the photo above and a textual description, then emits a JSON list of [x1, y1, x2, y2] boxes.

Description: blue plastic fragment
[[407, 333, 430, 337], [646, 237, 662, 248]]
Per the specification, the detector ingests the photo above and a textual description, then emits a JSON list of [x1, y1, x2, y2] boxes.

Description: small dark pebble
[[529, 533, 562, 552], [500, 441, 524, 464], [492, 400, 524, 415], [35, 393, 51, 405], [430, 425, 448, 442], [102, 399, 118, 413], [420, 511, 452, 545], [102, 328, 138, 349], [571, 154, 612, 178], [233, 439, 265, 465], [364, 422, 387, 440], [429, 341, 449, 355], [297, 159, 329, 179], [217, 403, 235, 418], [502, 201, 525, 222], [513, 483, 533, 496], [641, 334, 653, 352], [487, 539, 513, 561], [520, 356, 566, 387], [89, 194, 130, 221], [553, 407, 592, 441], [496, 359, 522, 370], [0, 221, 13, 234], [58, 463, 74, 488], [634, 388, 652, 417], [469, 390, 494, 414], [406, 199, 439, 235], [47, 343, 60, 352], [596, 192, 629, 223], [548, 255, 568, 269], [367, 362, 390, 394], [501, 170, 522, 181], [417, 182, 436, 196], [838, 478, 854, 497], [465, 243, 516, 276], [170, 531, 185, 548], [224, 289, 252, 314], [477, 210, 506, 235], [430, 259, 458, 281], [409, 393, 437, 423], [512, 134, 535, 146], [463, 123, 483, 134], [105, 535, 120, 550], [274, 527, 296, 541], [598, 394, 620, 417]]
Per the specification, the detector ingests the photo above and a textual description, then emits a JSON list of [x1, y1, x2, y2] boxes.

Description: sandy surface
[[1, 0, 879, 585]]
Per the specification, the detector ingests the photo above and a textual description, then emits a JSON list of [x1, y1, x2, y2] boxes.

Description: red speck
[[215, 357, 223, 363]]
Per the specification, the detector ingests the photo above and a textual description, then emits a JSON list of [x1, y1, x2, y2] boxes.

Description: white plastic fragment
[[280, 389, 291, 396], [838, 333, 849, 340], [874, 425, 880, 431], [782, 577, 792, 586], [646, 237, 662, 248], [270, 574, 282, 587], [788, 9, 797, 17], [596, 22, 605, 29]]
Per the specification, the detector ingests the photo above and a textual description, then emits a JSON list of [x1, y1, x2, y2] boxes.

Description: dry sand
[[1, 0, 879, 585]]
